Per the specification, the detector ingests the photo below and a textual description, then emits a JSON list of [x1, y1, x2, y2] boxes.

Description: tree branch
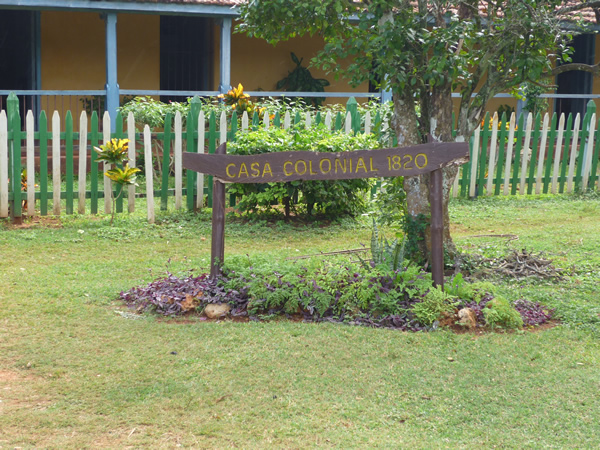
[[556, 1, 600, 15], [551, 61, 600, 76]]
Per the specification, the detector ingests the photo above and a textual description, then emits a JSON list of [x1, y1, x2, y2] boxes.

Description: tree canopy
[[239, 0, 600, 259]]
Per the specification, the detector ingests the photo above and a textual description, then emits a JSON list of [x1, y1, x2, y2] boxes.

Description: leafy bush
[[513, 298, 555, 326], [227, 126, 378, 218], [483, 296, 524, 330], [411, 287, 458, 327]]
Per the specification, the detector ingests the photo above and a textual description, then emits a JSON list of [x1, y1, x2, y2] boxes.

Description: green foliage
[[276, 52, 330, 107], [222, 255, 435, 320], [118, 96, 192, 130], [239, 0, 589, 139], [368, 219, 406, 272], [402, 213, 428, 265], [227, 125, 378, 218], [446, 273, 495, 304], [519, 82, 550, 117], [412, 287, 458, 327], [483, 297, 524, 330], [93, 139, 139, 225], [372, 176, 406, 226]]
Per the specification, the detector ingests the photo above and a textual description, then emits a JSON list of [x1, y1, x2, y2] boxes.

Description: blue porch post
[[219, 18, 232, 95], [104, 12, 119, 129]]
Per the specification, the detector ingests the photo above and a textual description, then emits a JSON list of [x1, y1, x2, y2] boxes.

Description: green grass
[[1, 194, 599, 447]]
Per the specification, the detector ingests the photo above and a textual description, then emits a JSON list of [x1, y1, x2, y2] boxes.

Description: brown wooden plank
[[184, 142, 469, 183]]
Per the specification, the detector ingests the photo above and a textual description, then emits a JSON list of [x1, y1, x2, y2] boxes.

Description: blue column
[[219, 18, 232, 95], [104, 12, 119, 129]]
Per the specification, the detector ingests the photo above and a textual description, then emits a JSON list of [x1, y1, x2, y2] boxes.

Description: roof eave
[[0, 0, 240, 17]]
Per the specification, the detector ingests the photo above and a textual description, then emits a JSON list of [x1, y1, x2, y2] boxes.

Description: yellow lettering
[[238, 163, 249, 178], [295, 160, 307, 176], [415, 153, 428, 169], [250, 162, 260, 177], [309, 160, 318, 175], [319, 158, 332, 174], [335, 159, 347, 173], [369, 157, 378, 172], [349, 158, 353, 173], [355, 157, 367, 173], [226, 163, 236, 178], [283, 161, 293, 176], [262, 163, 273, 177]]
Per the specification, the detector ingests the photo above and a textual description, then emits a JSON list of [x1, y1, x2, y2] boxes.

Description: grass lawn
[[1, 194, 599, 448]]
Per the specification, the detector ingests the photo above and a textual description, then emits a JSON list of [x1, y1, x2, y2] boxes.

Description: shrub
[[483, 296, 524, 330], [411, 287, 458, 327], [227, 126, 378, 218]]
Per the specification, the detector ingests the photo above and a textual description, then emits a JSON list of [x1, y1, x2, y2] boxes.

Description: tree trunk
[[396, 85, 460, 265]]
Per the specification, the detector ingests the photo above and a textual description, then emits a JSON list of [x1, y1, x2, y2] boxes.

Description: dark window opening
[[555, 33, 595, 118], [0, 10, 37, 117], [160, 16, 213, 103]]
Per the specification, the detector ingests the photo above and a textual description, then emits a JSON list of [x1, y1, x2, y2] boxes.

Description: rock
[[458, 308, 477, 329], [204, 303, 231, 319]]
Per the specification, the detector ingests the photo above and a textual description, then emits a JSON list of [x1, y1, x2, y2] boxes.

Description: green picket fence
[[452, 101, 600, 198], [1, 93, 599, 222], [0, 94, 388, 222]]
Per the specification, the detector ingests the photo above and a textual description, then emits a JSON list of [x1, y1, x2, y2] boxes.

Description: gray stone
[[458, 307, 477, 329], [204, 303, 231, 319]]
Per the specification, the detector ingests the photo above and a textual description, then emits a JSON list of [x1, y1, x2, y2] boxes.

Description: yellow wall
[[41, 11, 159, 90], [214, 22, 371, 102]]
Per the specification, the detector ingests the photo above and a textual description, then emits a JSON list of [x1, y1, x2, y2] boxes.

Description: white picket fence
[[0, 108, 375, 222]]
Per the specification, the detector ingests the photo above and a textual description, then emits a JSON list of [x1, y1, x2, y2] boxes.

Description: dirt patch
[[0, 369, 52, 411], [3, 215, 63, 229]]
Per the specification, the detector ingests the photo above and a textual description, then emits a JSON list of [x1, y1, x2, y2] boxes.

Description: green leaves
[[94, 139, 129, 166], [105, 164, 141, 186]]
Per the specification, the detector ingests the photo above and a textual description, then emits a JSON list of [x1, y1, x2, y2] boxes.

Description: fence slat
[[144, 125, 155, 224], [519, 113, 533, 195], [103, 112, 112, 214], [551, 114, 566, 194], [469, 127, 480, 197], [52, 111, 61, 215], [65, 111, 74, 214], [0, 111, 7, 218], [127, 112, 136, 213], [503, 113, 517, 195], [559, 114, 573, 193], [535, 113, 550, 195], [242, 111, 249, 132], [510, 113, 525, 195], [207, 111, 217, 207], [161, 113, 173, 211], [527, 113, 541, 195], [263, 110, 270, 130], [494, 112, 508, 195], [38, 111, 48, 215], [477, 112, 490, 195], [196, 111, 205, 209], [26, 111, 35, 215], [174, 111, 183, 210], [485, 112, 499, 195], [591, 116, 600, 190], [78, 111, 88, 214], [566, 113, 581, 193], [305, 112, 312, 129], [345, 112, 352, 134], [582, 112, 596, 191], [90, 111, 99, 214], [323, 111, 331, 130], [364, 111, 371, 135]]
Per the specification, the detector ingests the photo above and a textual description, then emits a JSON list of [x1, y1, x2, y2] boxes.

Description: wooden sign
[[184, 141, 469, 288], [183, 142, 469, 183]]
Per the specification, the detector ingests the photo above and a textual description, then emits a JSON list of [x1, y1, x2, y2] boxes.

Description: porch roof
[[0, 0, 240, 16]]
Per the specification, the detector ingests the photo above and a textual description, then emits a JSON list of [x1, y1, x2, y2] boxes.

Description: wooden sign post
[[184, 141, 469, 287]]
